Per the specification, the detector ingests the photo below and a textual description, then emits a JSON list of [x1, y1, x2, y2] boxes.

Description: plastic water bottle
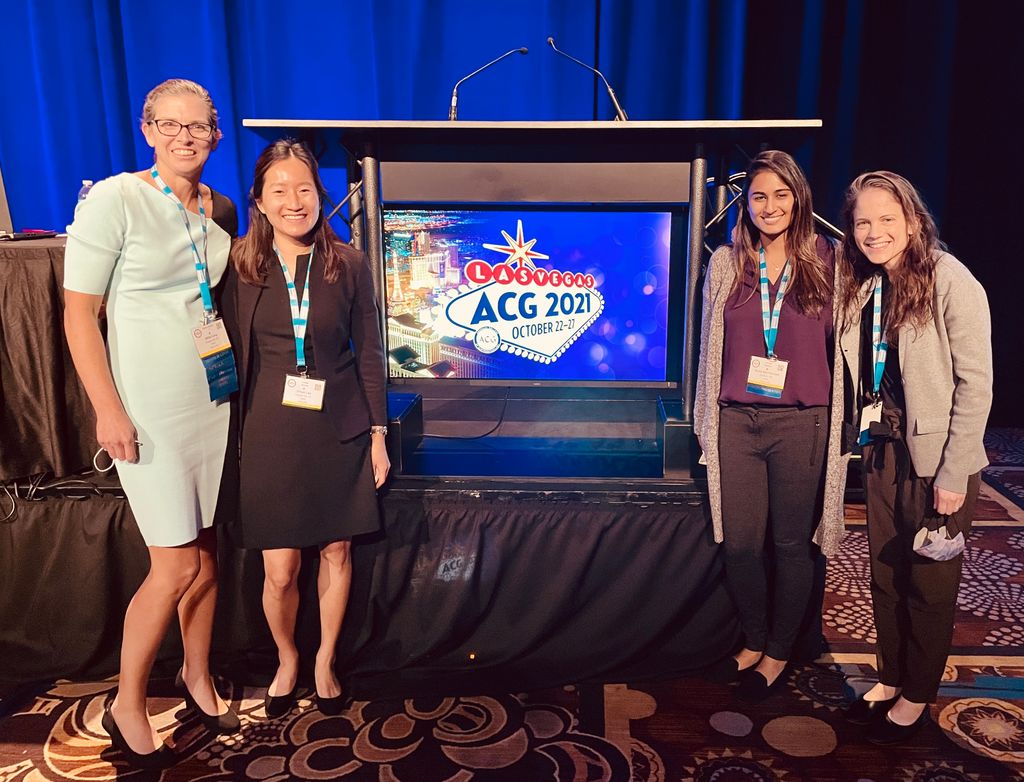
[[77, 180, 94, 202]]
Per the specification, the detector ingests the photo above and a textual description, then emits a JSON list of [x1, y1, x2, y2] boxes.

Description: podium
[[241, 120, 821, 478]]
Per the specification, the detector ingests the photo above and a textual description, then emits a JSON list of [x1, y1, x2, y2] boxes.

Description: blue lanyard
[[757, 247, 792, 358], [149, 167, 214, 319], [870, 275, 888, 397], [275, 245, 313, 373]]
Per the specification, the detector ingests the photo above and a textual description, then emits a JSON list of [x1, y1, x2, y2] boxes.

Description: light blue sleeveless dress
[[64, 173, 233, 547]]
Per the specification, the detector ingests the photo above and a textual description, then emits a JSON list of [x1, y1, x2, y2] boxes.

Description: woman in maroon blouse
[[695, 150, 845, 701]]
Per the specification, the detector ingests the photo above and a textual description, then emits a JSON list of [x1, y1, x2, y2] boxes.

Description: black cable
[[421, 386, 513, 440]]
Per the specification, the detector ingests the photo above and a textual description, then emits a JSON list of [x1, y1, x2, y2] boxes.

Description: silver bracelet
[[369, 425, 388, 436]]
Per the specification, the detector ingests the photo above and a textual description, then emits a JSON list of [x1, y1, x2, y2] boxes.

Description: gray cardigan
[[838, 252, 992, 493], [694, 243, 851, 558]]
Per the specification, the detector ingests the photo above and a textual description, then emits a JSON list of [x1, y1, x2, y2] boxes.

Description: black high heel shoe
[[102, 700, 174, 769], [263, 686, 298, 719], [315, 690, 354, 716], [175, 668, 241, 735]]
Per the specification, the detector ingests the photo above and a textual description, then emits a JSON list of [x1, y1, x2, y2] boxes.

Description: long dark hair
[[731, 150, 831, 317], [838, 171, 943, 331], [233, 139, 356, 285]]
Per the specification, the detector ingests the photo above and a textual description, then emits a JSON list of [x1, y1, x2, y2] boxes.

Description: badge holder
[[858, 399, 883, 446], [192, 315, 238, 401], [282, 367, 325, 411], [746, 356, 789, 399]]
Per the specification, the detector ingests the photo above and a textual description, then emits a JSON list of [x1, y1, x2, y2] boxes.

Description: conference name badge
[[443, 220, 605, 364], [191, 318, 238, 401], [282, 374, 325, 411], [746, 356, 788, 399], [858, 400, 883, 445]]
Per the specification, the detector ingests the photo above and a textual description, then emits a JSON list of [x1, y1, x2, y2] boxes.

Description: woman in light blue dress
[[64, 79, 239, 767]]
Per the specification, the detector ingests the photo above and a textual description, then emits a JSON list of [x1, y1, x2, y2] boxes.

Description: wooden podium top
[[241, 119, 822, 162]]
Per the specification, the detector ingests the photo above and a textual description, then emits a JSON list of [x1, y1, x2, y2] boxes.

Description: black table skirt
[[1, 492, 739, 697]]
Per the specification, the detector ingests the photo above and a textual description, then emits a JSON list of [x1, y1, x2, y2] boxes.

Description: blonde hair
[[140, 79, 219, 129]]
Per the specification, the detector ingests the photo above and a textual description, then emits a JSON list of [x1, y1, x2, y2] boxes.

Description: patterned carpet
[[3, 445, 1024, 781], [983, 427, 1024, 510]]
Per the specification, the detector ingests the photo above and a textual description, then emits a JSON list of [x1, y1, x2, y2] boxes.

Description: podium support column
[[348, 156, 365, 252], [359, 151, 387, 373], [681, 144, 707, 426]]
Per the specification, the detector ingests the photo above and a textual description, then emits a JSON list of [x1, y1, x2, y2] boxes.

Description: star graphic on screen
[[482, 220, 550, 269]]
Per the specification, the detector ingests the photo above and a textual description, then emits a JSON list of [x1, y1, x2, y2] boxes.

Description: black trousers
[[719, 405, 828, 660], [862, 434, 980, 703]]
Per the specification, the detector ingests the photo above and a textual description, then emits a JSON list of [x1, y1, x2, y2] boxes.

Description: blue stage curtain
[[1, 1, 1020, 424], [0, 0, 747, 232]]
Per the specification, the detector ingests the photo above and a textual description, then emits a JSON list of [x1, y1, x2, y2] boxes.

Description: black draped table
[[0, 237, 96, 481], [1, 488, 739, 696]]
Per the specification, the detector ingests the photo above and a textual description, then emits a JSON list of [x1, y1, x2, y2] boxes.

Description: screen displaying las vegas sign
[[382, 208, 673, 383]]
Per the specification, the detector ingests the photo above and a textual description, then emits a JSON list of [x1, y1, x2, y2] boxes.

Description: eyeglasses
[[148, 119, 215, 140]]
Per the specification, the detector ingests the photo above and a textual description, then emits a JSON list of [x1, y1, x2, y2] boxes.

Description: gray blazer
[[839, 252, 992, 493], [695, 242, 851, 558]]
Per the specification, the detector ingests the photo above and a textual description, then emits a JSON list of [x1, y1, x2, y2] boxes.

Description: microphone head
[[546, 37, 556, 47], [518, 47, 528, 54]]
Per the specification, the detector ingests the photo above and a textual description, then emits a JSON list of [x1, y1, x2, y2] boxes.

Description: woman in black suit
[[223, 139, 389, 716]]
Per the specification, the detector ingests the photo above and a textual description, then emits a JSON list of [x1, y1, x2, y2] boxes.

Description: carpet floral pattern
[[3, 668, 1023, 781]]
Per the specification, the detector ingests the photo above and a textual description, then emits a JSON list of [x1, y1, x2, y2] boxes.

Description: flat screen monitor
[[382, 206, 683, 387]]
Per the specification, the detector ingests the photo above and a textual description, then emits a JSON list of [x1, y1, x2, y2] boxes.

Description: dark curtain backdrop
[[0, 0, 1019, 422]]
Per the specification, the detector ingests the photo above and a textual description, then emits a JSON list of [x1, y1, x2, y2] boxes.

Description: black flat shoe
[[264, 687, 298, 719], [865, 710, 929, 745], [705, 653, 763, 684], [845, 694, 899, 726], [176, 668, 241, 735], [735, 667, 789, 703], [102, 701, 174, 769], [315, 691, 353, 716]]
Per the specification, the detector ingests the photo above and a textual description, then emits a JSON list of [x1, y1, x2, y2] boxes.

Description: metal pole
[[713, 156, 729, 248], [348, 156, 365, 251], [360, 152, 387, 376], [681, 144, 706, 425]]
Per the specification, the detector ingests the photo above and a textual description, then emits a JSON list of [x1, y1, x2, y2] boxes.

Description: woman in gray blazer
[[837, 171, 992, 744]]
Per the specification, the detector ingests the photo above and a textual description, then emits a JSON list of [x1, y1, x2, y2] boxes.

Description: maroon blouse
[[719, 236, 834, 407]]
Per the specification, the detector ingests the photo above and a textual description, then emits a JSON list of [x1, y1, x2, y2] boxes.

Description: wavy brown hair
[[233, 139, 355, 285], [731, 150, 831, 317], [838, 171, 943, 332]]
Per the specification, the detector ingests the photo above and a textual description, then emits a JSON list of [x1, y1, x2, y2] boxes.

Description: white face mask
[[913, 525, 966, 562]]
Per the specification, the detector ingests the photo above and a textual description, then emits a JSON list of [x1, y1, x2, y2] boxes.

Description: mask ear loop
[[1, 484, 15, 523], [93, 448, 115, 473]]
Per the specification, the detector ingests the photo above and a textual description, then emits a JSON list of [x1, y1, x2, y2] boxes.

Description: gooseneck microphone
[[448, 47, 529, 121], [546, 37, 628, 121]]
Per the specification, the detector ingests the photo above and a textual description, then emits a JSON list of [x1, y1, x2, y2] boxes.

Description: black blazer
[[220, 243, 388, 443]]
